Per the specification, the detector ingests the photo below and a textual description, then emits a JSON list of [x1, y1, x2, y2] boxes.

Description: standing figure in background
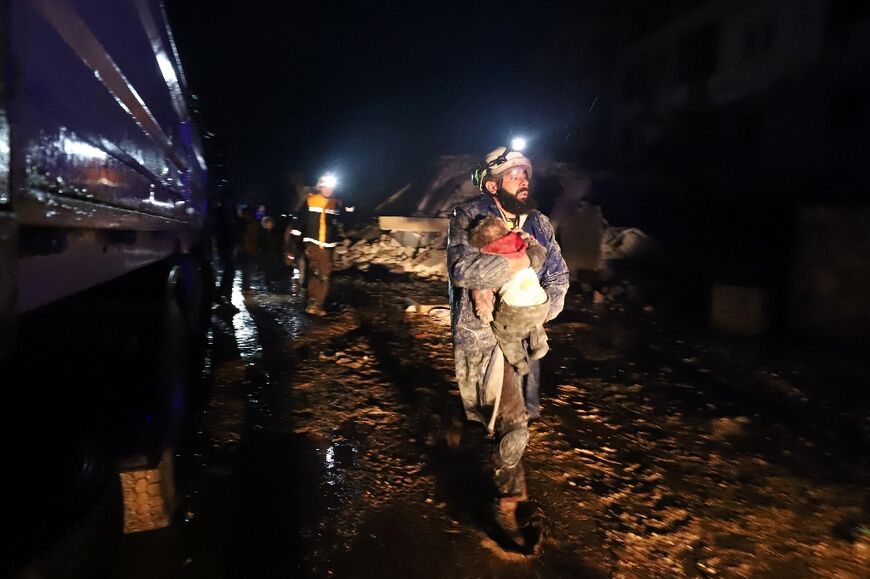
[[295, 173, 347, 316], [283, 211, 307, 286], [258, 215, 285, 291], [214, 199, 240, 307], [239, 205, 260, 294]]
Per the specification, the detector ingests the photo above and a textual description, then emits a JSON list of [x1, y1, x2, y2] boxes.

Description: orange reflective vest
[[303, 193, 342, 247]]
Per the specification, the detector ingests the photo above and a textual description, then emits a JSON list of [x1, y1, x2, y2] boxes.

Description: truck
[[1, 0, 211, 574]]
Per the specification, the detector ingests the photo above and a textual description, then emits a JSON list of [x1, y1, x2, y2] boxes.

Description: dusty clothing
[[470, 226, 550, 375], [449, 194, 568, 500], [469, 224, 547, 317], [499, 265, 547, 306], [492, 299, 550, 376], [448, 194, 569, 425], [493, 357, 528, 498], [305, 243, 333, 309]]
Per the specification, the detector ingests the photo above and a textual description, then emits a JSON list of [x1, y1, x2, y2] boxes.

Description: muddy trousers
[[524, 358, 541, 420], [304, 243, 334, 309], [493, 356, 529, 498]]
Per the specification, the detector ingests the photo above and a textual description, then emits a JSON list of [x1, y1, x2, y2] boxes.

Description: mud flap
[[119, 449, 176, 533]]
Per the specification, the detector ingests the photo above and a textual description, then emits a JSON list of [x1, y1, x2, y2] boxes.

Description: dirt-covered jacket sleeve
[[537, 213, 570, 322], [448, 206, 512, 289]]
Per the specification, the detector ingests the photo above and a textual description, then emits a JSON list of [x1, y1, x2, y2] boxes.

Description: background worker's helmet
[[317, 173, 338, 189], [471, 146, 533, 191]]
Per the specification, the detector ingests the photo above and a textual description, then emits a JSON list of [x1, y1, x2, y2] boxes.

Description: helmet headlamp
[[318, 173, 338, 189], [471, 146, 533, 191]]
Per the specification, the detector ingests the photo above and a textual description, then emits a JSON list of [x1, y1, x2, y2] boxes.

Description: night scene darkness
[[4, 1, 870, 577], [165, 0, 610, 209]]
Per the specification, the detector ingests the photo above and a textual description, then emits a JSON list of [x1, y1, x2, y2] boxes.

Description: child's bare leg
[[471, 288, 495, 324]]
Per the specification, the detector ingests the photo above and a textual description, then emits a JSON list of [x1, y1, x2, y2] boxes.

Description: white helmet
[[317, 173, 338, 189], [472, 146, 533, 190]]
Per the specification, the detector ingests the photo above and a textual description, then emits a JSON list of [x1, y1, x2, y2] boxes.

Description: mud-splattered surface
[[118, 270, 870, 578]]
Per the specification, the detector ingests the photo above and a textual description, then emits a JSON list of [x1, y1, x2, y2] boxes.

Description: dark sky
[[165, 1, 612, 209]]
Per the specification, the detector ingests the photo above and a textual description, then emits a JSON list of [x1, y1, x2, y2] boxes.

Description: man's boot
[[305, 301, 327, 316], [492, 463, 528, 550], [493, 495, 525, 548]]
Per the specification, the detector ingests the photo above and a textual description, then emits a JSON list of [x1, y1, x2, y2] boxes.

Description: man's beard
[[496, 187, 535, 215]]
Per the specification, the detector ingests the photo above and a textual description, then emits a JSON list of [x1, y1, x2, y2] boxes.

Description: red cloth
[[480, 231, 528, 260]]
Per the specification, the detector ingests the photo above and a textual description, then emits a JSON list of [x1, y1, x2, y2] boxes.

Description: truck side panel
[[1, 0, 14, 356], [9, 0, 208, 313], [4, 2, 212, 563]]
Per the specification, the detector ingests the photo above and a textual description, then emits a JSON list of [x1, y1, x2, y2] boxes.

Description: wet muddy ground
[[120, 269, 870, 578]]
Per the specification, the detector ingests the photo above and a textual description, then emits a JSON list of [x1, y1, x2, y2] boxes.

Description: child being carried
[[468, 216, 550, 375]]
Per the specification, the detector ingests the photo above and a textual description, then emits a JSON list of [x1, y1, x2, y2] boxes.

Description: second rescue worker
[[298, 173, 350, 316]]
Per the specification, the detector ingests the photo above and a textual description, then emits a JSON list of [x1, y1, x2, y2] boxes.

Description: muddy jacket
[[448, 194, 570, 424]]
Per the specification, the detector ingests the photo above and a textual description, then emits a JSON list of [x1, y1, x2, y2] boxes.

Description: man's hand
[[506, 253, 531, 274], [527, 244, 546, 271], [512, 228, 532, 243]]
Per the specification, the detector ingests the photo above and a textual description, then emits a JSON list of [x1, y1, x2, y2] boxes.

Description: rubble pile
[[600, 225, 657, 261], [331, 221, 656, 303], [578, 280, 643, 306], [334, 226, 448, 279]]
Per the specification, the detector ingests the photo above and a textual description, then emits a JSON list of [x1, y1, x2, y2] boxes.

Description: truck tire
[[8, 437, 123, 578], [117, 264, 194, 533]]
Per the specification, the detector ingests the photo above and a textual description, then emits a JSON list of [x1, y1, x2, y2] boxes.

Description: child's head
[[468, 216, 509, 249]]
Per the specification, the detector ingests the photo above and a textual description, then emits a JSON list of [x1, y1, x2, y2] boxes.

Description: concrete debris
[[335, 230, 448, 279], [601, 226, 655, 260]]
